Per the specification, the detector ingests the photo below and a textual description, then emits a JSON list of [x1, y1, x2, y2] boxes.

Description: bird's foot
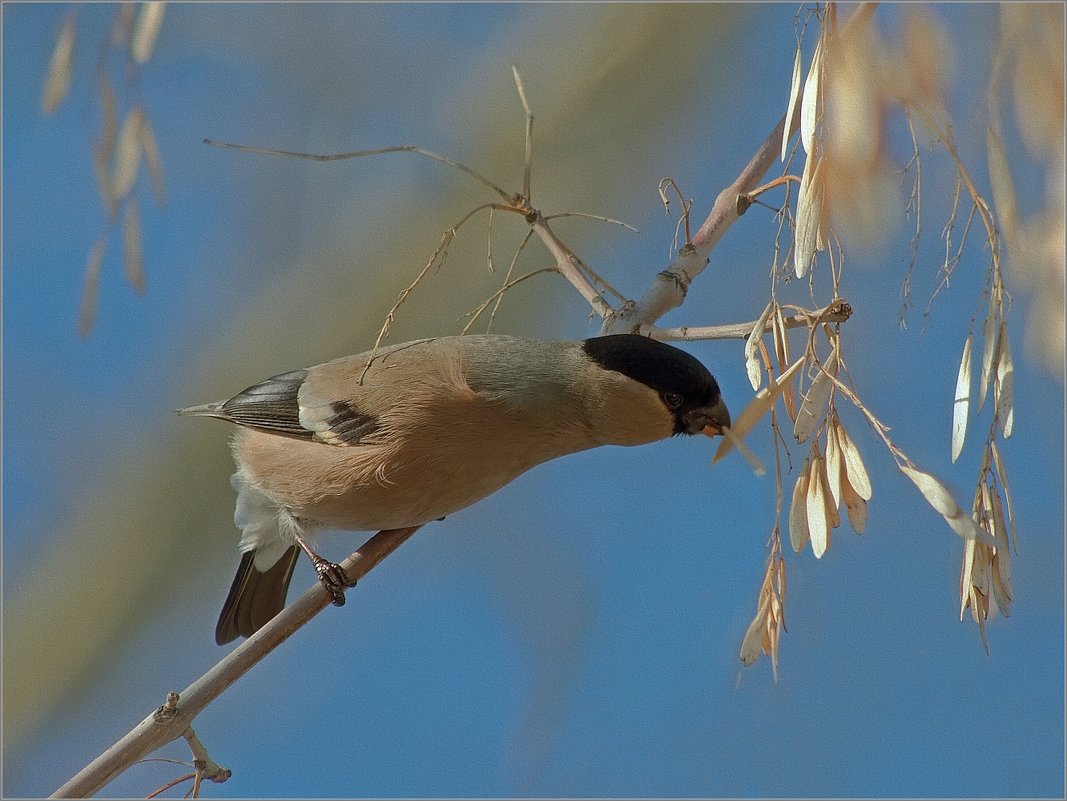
[[310, 555, 356, 606]]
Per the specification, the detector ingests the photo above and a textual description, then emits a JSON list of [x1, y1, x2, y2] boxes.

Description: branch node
[[153, 692, 179, 724], [658, 268, 690, 298], [183, 727, 231, 784]]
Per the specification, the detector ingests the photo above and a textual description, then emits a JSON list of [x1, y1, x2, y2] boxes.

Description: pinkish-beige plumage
[[179, 334, 729, 644]]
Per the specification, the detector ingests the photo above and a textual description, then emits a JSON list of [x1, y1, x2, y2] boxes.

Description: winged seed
[[951, 334, 973, 462], [793, 343, 837, 444], [782, 46, 804, 161], [745, 302, 775, 391], [789, 459, 811, 553], [835, 419, 872, 500], [807, 453, 829, 558]]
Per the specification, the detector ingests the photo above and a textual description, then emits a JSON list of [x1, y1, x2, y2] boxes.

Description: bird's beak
[[699, 397, 731, 438]]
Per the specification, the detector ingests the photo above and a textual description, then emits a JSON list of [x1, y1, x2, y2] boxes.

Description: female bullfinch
[[179, 333, 729, 644]]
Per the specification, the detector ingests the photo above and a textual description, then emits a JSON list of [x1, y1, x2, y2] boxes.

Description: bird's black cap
[[581, 334, 724, 435]]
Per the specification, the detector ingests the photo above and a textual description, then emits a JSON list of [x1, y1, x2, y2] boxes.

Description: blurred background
[[4, 4, 1064, 798]]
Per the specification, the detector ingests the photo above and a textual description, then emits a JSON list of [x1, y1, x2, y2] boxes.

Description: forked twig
[[461, 266, 556, 334]]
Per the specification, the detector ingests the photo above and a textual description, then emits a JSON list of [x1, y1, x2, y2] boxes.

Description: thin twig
[[512, 65, 533, 203], [203, 138, 516, 203], [544, 211, 638, 232], [486, 229, 535, 333], [145, 772, 196, 799], [640, 300, 851, 342], [460, 266, 555, 334]]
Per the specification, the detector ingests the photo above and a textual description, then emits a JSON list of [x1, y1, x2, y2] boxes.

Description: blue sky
[[4, 4, 1064, 798]]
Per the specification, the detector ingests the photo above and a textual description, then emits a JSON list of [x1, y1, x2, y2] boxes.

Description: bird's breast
[[232, 398, 595, 531]]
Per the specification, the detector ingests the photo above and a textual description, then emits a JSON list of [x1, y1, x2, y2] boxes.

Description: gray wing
[[177, 335, 555, 445], [177, 366, 379, 445]]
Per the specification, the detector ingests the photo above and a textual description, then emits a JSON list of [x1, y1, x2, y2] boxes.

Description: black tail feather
[[215, 546, 299, 645]]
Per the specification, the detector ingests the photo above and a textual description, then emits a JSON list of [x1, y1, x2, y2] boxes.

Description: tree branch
[[642, 300, 852, 342], [601, 2, 877, 334], [602, 114, 790, 334], [52, 525, 422, 799]]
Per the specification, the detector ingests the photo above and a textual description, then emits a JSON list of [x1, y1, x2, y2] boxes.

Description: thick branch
[[601, 2, 877, 334], [602, 115, 789, 334], [51, 525, 422, 799]]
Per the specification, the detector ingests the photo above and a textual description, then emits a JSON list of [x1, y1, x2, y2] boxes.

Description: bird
[[178, 333, 730, 644]]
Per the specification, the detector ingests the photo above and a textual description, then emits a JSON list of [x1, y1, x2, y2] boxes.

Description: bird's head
[[580, 334, 730, 446]]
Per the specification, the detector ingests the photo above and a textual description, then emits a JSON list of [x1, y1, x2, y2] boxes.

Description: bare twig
[[603, 2, 877, 335], [182, 728, 230, 785], [460, 266, 555, 334], [51, 526, 423, 799], [543, 211, 638, 232], [603, 111, 790, 333], [484, 231, 536, 332], [524, 211, 616, 318], [144, 771, 196, 799], [658, 177, 694, 250], [204, 138, 517, 203], [512, 65, 534, 203], [641, 300, 851, 342]]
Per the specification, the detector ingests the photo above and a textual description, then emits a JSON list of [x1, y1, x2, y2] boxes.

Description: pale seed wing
[[42, 16, 75, 115], [959, 538, 976, 621], [825, 419, 843, 510], [994, 322, 1014, 438], [835, 419, 872, 501], [841, 475, 868, 534], [746, 302, 774, 391], [972, 541, 991, 600], [141, 114, 166, 206], [97, 72, 117, 162], [112, 107, 145, 200], [821, 452, 841, 531], [789, 459, 811, 553], [793, 152, 823, 278], [986, 124, 1019, 243], [800, 38, 823, 155], [807, 452, 830, 558], [92, 143, 117, 218], [131, 2, 166, 64], [899, 465, 997, 547], [989, 441, 1018, 552], [989, 487, 1012, 605], [793, 342, 837, 444], [990, 557, 1011, 618], [782, 46, 804, 161], [123, 201, 145, 294], [951, 334, 972, 462], [740, 594, 770, 667], [714, 356, 805, 464], [978, 300, 998, 411], [78, 239, 105, 338]]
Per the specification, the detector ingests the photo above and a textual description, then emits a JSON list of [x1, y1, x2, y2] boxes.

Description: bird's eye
[[663, 391, 684, 409]]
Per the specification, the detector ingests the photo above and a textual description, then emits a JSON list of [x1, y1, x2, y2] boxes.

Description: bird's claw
[[311, 557, 356, 606]]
